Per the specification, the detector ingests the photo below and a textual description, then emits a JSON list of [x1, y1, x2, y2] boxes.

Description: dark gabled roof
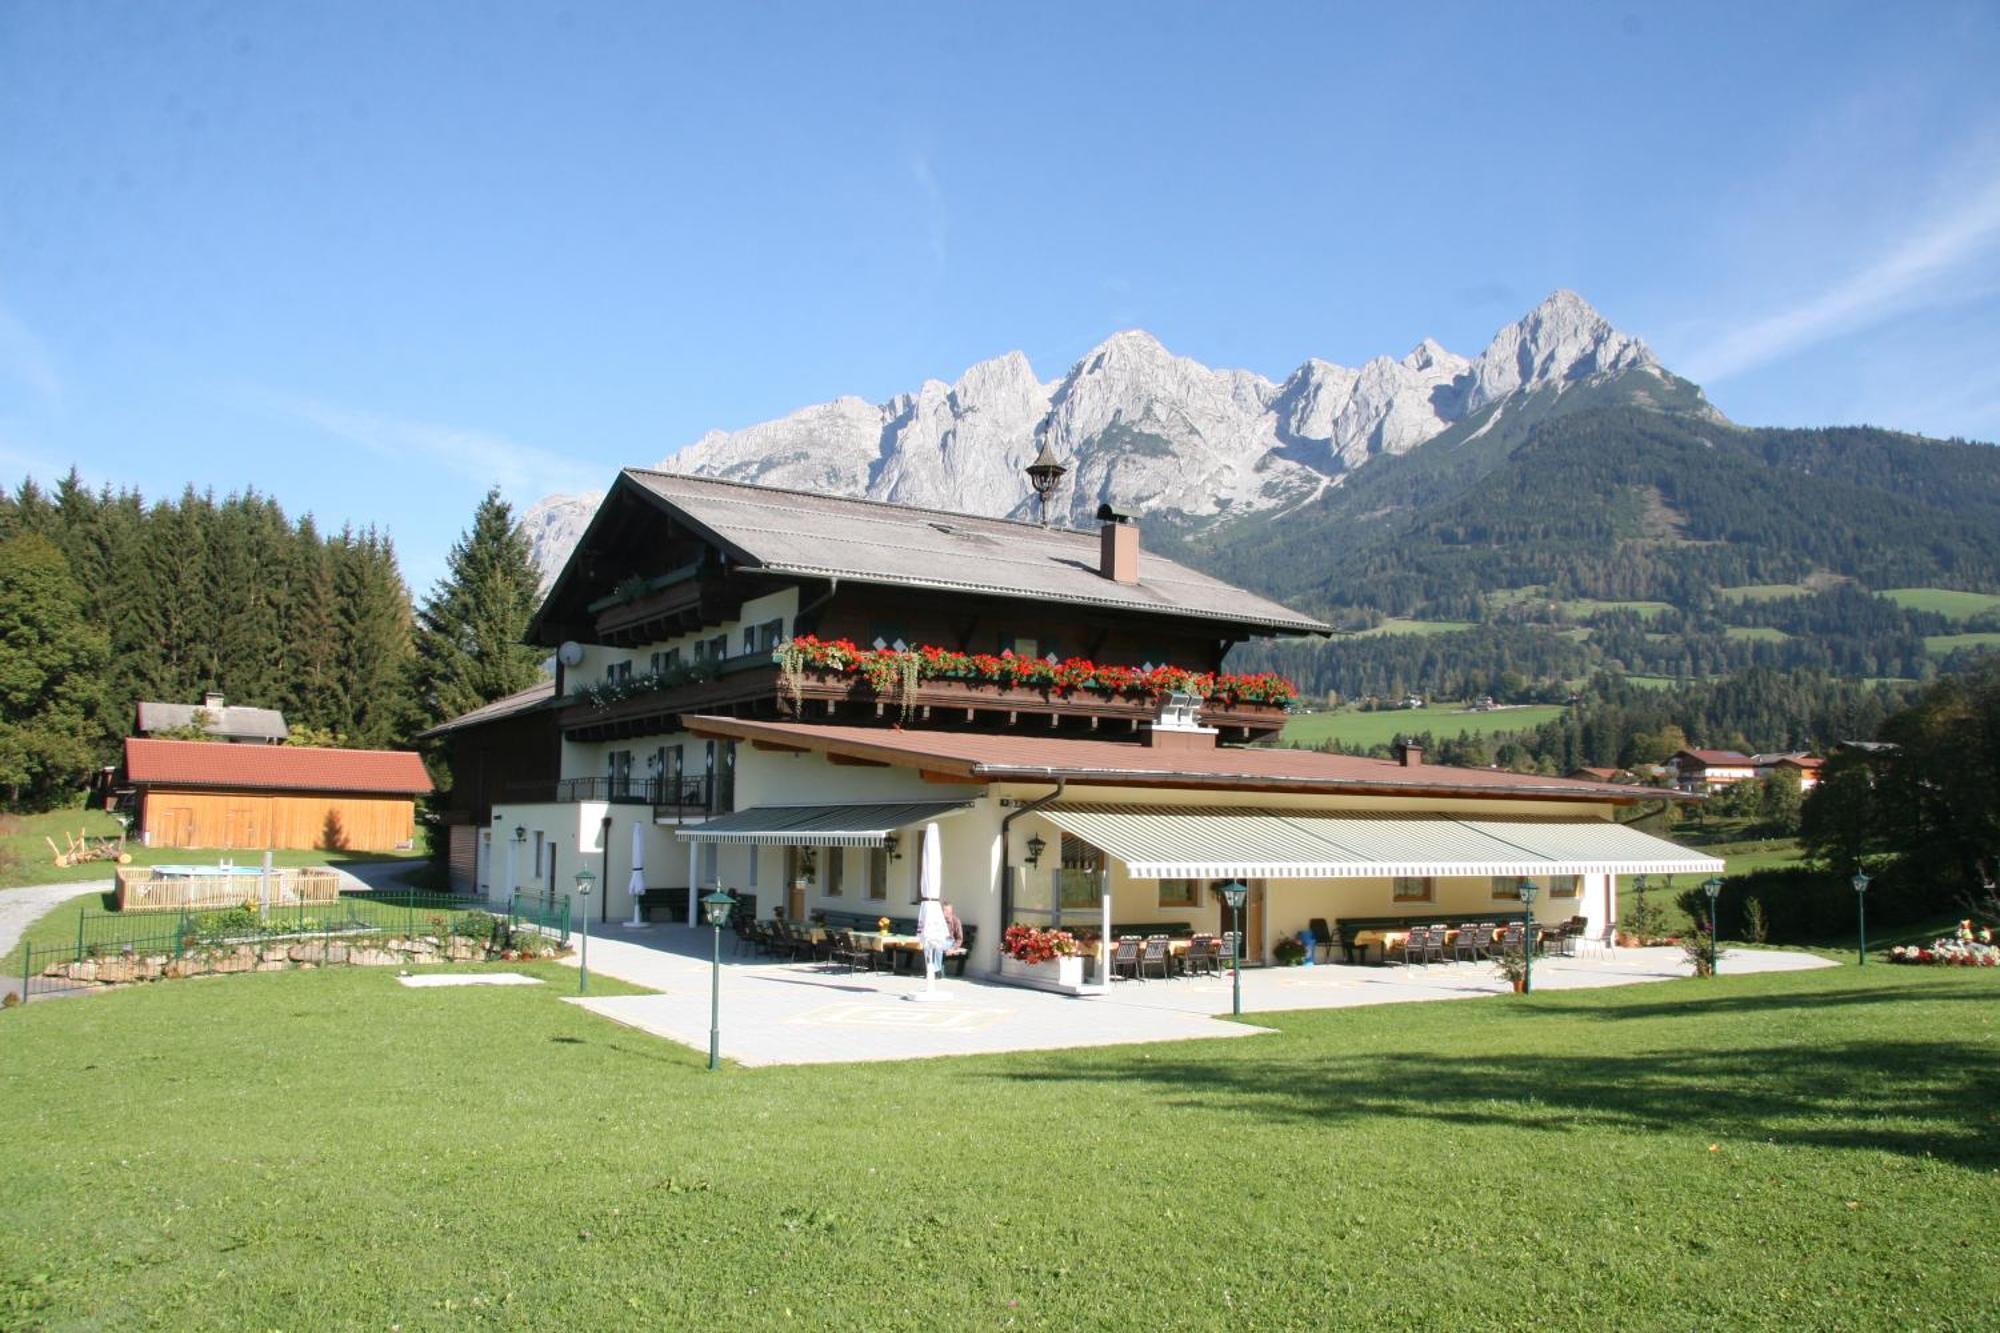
[[535, 469, 1332, 640], [419, 681, 558, 739], [124, 739, 432, 795], [137, 700, 289, 742]]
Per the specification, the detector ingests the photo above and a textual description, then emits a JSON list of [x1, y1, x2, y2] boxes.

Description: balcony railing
[[506, 775, 715, 811]]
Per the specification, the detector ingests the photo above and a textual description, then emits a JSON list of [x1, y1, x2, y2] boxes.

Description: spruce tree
[[330, 526, 417, 748], [0, 534, 109, 807], [415, 487, 545, 727]]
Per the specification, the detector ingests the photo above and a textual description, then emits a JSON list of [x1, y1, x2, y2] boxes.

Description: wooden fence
[[116, 866, 345, 913]]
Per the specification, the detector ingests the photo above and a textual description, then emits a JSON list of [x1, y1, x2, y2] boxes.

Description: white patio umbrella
[[625, 822, 648, 928], [910, 820, 953, 1002]]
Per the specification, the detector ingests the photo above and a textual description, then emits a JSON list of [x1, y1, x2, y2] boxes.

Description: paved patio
[[560, 924, 1836, 1066]]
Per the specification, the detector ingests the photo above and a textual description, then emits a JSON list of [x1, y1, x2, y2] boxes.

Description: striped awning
[[673, 801, 973, 848], [1037, 805, 1723, 880]]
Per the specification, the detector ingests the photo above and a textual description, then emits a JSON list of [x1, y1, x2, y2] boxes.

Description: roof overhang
[[683, 716, 1690, 807], [674, 800, 974, 847]]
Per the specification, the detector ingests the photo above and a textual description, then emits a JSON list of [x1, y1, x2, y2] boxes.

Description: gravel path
[[0, 880, 114, 959]]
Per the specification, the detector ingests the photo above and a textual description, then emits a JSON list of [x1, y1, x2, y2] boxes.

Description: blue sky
[[3, 1, 1998, 595]]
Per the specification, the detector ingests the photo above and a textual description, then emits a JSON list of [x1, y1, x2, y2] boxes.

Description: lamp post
[[701, 889, 734, 1071], [1218, 880, 1248, 1017], [1851, 869, 1872, 967], [573, 867, 595, 995], [1519, 879, 1540, 994], [1702, 876, 1723, 976]]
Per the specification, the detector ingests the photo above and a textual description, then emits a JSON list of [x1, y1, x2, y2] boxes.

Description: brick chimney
[[1398, 741, 1424, 768], [1097, 504, 1139, 584]]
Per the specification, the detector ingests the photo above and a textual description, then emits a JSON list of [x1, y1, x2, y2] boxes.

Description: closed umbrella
[[911, 821, 953, 1002], [626, 822, 648, 928]]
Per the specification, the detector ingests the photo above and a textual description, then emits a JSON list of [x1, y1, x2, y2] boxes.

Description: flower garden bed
[[1889, 921, 1999, 967]]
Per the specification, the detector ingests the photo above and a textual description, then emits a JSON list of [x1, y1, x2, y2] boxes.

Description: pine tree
[[285, 515, 345, 733], [0, 534, 109, 807], [330, 526, 417, 748], [414, 487, 545, 727]]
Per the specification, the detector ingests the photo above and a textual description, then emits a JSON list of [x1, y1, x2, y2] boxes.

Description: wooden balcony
[[557, 665, 1288, 743], [782, 669, 1288, 741], [591, 574, 731, 647]]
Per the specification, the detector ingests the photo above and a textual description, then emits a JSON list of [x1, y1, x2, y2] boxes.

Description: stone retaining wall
[[40, 934, 562, 988]]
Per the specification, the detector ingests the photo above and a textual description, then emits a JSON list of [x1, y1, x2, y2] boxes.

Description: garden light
[[1519, 879, 1540, 994], [702, 890, 735, 1070], [1852, 869, 1872, 967], [573, 866, 595, 995], [1702, 876, 1723, 976], [1217, 880, 1248, 1016]]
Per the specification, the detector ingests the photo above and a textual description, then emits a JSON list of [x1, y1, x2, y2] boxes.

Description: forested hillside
[[0, 474, 544, 810]]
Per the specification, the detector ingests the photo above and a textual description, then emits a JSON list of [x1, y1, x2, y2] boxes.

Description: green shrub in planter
[[1273, 936, 1307, 966]]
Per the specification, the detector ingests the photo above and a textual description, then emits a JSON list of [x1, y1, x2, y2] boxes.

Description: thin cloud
[[248, 389, 604, 500], [1686, 173, 2000, 383]]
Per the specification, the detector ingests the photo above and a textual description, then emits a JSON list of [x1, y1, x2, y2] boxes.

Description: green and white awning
[[1036, 805, 1722, 880], [673, 801, 973, 848]]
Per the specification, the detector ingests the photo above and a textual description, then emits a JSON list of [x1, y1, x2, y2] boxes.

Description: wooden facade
[[139, 787, 418, 852]]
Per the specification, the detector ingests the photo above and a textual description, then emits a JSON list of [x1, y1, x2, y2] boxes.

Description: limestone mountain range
[[521, 290, 1701, 588]]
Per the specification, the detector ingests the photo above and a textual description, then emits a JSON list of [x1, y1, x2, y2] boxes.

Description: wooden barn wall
[[139, 788, 418, 851]]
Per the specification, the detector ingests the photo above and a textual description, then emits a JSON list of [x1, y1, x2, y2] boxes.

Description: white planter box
[[998, 954, 1097, 995]]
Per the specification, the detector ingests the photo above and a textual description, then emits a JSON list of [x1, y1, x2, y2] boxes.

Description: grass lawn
[[1707, 837, 1809, 875], [1555, 598, 1674, 619], [1924, 631, 2000, 657], [1282, 704, 1567, 749], [1881, 587, 2000, 620], [1350, 617, 1475, 637], [0, 809, 425, 891], [1724, 625, 1791, 643], [2, 962, 1996, 1327]]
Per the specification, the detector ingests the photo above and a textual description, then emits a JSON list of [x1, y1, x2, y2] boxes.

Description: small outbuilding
[[122, 738, 432, 851]]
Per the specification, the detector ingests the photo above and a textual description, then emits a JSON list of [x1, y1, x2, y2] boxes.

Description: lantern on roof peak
[[1025, 422, 1068, 528]]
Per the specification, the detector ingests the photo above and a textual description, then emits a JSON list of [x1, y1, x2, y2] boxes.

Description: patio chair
[[1494, 925, 1524, 959], [1182, 934, 1217, 978], [1393, 929, 1428, 967], [828, 930, 870, 974], [1545, 922, 1575, 958], [1453, 923, 1492, 963], [1139, 935, 1172, 981], [1110, 936, 1142, 982]]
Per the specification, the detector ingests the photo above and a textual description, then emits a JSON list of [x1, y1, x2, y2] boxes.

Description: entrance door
[[158, 806, 196, 849], [1215, 881, 1267, 963]]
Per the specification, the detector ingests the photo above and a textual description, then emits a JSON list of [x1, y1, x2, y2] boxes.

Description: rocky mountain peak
[[522, 293, 1681, 587]]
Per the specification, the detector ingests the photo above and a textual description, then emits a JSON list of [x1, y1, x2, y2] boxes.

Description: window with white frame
[[824, 848, 844, 897], [866, 848, 888, 900], [1549, 874, 1580, 898]]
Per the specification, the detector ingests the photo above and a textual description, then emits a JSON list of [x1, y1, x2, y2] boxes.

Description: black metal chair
[[1182, 934, 1218, 978], [1307, 917, 1338, 964], [1453, 923, 1491, 963], [1139, 935, 1172, 981]]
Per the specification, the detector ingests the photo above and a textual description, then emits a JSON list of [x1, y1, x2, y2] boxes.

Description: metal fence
[[13, 891, 571, 1004]]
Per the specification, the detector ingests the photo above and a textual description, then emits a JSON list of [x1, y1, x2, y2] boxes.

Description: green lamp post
[[701, 889, 735, 1071], [1851, 869, 1871, 967], [1518, 879, 1540, 994], [572, 866, 595, 995], [1217, 880, 1248, 1017], [1702, 876, 1723, 976]]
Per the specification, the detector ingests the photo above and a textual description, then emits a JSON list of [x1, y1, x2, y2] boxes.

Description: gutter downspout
[[998, 780, 1066, 971]]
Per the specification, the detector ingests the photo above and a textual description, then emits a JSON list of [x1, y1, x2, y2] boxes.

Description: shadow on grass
[[990, 1037, 2000, 1170], [1570, 983, 1999, 1022]]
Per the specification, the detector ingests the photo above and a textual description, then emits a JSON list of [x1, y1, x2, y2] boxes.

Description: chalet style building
[[429, 466, 1721, 972]]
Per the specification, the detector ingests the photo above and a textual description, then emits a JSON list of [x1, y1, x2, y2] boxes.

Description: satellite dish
[[557, 641, 585, 667]]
